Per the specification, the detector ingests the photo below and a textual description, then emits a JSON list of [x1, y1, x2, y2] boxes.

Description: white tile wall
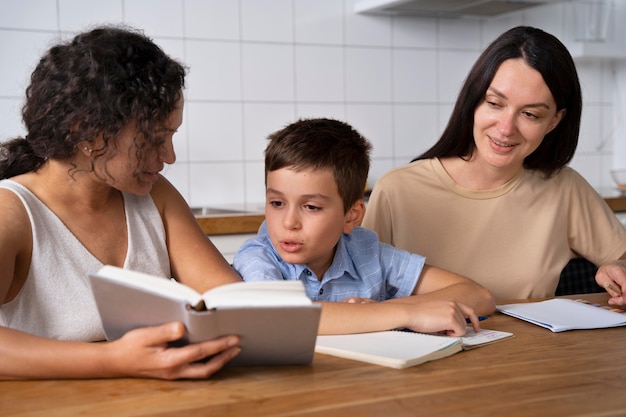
[[0, 0, 622, 208], [184, 0, 240, 40]]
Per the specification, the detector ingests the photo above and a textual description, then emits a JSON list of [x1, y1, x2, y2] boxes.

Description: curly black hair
[[0, 25, 186, 179]]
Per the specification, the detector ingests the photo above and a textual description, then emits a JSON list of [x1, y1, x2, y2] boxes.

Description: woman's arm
[[0, 324, 240, 380], [151, 176, 242, 292], [0, 185, 241, 380]]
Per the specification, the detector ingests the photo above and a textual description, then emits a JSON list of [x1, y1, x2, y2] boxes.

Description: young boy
[[233, 118, 495, 335]]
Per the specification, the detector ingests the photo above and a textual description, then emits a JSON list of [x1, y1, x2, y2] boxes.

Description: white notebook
[[497, 298, 626, 332], [315, 331, 462, 369], [315, 327, 513, 369]]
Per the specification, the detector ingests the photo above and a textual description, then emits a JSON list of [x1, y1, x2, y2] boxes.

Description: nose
[[283, 206, 301, 230], [497, 110, 516, 137], [159, 139, 176, 164]]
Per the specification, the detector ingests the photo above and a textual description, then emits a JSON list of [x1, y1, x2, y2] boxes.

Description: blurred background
[[1, 0, 625, 209]]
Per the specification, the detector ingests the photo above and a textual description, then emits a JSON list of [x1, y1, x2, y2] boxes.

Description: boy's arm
[[316, 299, 478, 336], [385, 264, 496, 316], [233, 231, 490, 336]]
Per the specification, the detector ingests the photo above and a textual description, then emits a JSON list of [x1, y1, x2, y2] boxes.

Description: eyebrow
[[487, 87, 552, 110], [266, 188, 332, 201]]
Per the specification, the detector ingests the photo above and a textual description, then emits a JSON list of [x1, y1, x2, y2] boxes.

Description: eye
[[269, 200, 284, 208], [522, 111, 539, 120], [304, 204, 321, 212]]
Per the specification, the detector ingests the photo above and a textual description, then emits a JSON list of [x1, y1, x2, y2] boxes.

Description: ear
[[78, 141, 94, 158], [343, 199, 366, 234], [547, 108, 566, 134]]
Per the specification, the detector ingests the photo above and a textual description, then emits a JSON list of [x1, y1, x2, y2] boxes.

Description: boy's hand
[[403, 300, 479, 337]]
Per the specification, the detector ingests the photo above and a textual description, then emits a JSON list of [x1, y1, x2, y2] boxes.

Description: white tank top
[[0, 179, 171, 341]]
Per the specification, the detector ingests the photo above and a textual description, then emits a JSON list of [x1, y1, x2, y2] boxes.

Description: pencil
[[605, 282, 622, 294]]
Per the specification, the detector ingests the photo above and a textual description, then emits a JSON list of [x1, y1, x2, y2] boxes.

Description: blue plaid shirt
[[233, 222, 425, 302]]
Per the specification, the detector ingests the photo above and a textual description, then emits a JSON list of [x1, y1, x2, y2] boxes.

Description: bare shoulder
[[149, 174, 187, 213], [0, 187, 31, 236], [0, 187, 32, 302]]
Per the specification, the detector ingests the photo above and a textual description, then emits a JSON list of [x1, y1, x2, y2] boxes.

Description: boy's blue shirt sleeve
[[233, 222, 288, 282]]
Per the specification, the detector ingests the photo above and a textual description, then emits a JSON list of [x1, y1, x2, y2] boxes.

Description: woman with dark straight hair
[[363, 26, 626, 303]]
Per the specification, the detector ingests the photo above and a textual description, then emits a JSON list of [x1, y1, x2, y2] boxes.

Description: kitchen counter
[[604, 193, 626, 212], [195, 194, 626, 236], [196, 213, 265, 235], [192, 205, 264, 236]]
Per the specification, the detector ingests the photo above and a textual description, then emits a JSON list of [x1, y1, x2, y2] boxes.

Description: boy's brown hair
[[265, 118, 371, 213]]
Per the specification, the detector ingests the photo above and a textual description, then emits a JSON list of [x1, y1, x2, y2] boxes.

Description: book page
[[461, 327, 514, 349], [94, 265, 204, 307], [203, 280, 313, 308]]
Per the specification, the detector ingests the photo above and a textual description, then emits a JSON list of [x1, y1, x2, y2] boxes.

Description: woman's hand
[[596, 259, 626, 306], [107, 322, 240, 379]]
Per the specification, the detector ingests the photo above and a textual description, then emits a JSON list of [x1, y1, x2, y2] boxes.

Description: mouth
[[143, 170, 160, 183], [490, 137, 516, 149], [279, 239, 304, 253]]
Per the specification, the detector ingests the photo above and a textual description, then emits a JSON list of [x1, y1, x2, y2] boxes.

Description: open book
[[497, 298, 626, 332], [314, 327, 513, 369], [89, 266, 321, 366]]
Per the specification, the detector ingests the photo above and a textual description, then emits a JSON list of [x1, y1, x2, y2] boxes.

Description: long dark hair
[[0, 25, 186, 179], [414, 26, 582, 178]]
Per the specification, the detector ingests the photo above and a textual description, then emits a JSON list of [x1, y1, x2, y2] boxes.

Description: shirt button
[[319, 288, 324, 295], [306, 270, 312, 275]]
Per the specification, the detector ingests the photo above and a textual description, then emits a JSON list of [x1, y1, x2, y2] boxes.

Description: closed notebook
[[496, 298, 626, 332]]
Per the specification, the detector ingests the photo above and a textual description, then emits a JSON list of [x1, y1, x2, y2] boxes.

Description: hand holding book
[[89, 266, 321, 366]]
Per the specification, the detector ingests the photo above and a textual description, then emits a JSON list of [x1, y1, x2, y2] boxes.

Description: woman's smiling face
[[472, 58, 565, 173]]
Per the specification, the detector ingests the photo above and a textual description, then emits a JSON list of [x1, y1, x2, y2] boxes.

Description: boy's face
[[265, 166, 359, 279]]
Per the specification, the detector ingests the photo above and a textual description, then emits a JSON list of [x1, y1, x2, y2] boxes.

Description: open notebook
[[315, 327, 513, 369], [496, 298, 626, 332]]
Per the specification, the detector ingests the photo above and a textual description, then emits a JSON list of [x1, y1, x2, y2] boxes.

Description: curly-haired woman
[[0, 26, 241, 379]]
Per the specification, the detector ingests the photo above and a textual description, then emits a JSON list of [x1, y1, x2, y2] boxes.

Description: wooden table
[[2, 293, 625, 416]]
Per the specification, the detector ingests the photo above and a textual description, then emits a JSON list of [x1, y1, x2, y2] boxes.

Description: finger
[[127, 321, 186, 346], [184, 335, 240, 363], [608, 294, 626, 306], [457, 304, 481, 332], [181, 346, 241, 379], [604, 281, 622, 296], [465, 315, 481, 332], [444, 321, 467, 337]]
